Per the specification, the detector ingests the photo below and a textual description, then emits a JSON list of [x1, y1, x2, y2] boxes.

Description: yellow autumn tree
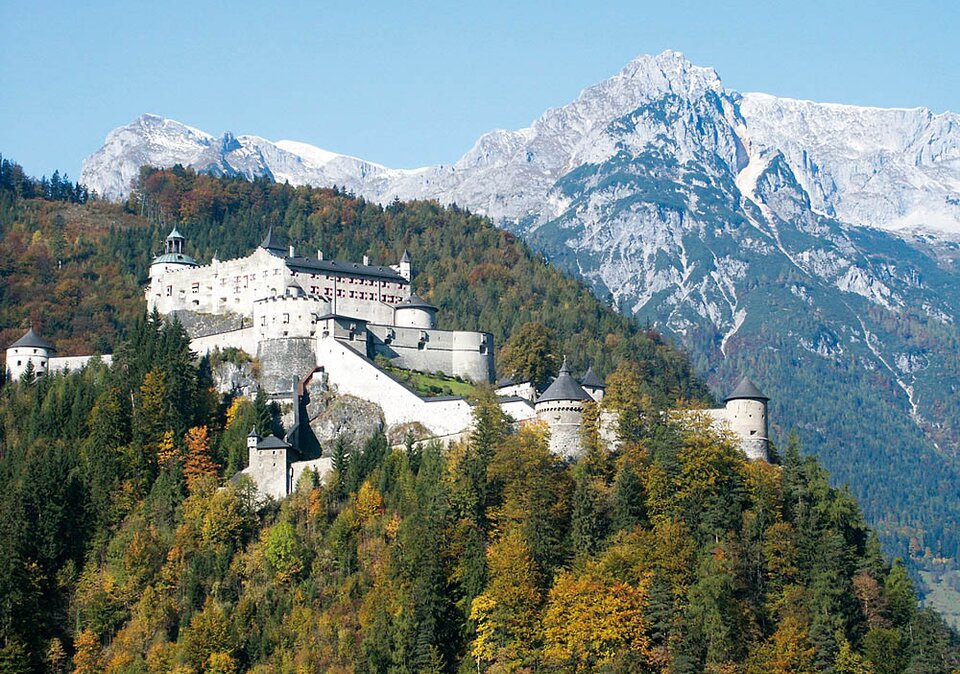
[[470, 527, 543, 671], [157, 430, 178, 467], [72, 629, 101, 674], [355, 481, 384, 525], [183, 425, 217, 490], [543, 570, 653, 671], [746, 616, 816, 674]]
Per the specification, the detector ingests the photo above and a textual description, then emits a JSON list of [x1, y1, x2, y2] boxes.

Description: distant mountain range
[[81, 50, 960, 604]]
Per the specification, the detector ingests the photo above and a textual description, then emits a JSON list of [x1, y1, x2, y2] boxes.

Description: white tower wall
[[6, 345, 53, 380]]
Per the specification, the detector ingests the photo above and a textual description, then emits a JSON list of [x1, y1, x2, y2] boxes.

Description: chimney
[[289, 245, 295, 257], [317, 250, 323, 260], [363, 255, 370, 266]]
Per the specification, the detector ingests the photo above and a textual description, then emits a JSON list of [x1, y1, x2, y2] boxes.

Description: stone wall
[[258, 337, 317, 395], [535, 401, 587, 460], [366, 324, 495, 383]]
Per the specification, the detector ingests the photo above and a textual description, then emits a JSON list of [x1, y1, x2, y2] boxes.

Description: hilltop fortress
[[6, 228, 771, 499]]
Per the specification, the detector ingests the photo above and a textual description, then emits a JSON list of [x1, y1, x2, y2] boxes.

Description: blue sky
[[2, 0, 958, 179]]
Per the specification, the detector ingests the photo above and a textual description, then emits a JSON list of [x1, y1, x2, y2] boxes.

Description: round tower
[[147, 227, 199, 312], [534, 357, 593, 460], [724, 376, 769, 461], [394, 293, 437, 329], [6, 327, 56, 381]]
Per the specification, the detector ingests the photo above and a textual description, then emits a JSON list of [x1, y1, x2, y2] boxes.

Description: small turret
[[535, 357, 592, 460], [247, 426, 260, 466], [6, 327, 56, 381], [579, 365, 605, 402], [724, 376, 769, 461], [399, 250, 412, 281], [260, 226, 287, 257]]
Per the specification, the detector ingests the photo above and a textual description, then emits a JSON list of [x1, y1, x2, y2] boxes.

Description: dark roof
[[285, 255, 406, 282], [248, 426, 258, 438], [536, 358, 592, 403], [260, 226, 286, 254], [396, 293, 436, 310], [496, 376, 516, 388], [256, 435, 291, 450], [580, 365, 605, 389], [725, 376, 769, 402], [401, 249, 411, 263], [10, 328, 56, 351], [152, 252, 199, 266]]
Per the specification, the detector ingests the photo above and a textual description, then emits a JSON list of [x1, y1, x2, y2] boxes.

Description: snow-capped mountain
[[83, 51, 960, 236], [82, 51, 960, 582]]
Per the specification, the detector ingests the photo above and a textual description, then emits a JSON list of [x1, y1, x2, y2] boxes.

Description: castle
[[6, 227, 770, 500]]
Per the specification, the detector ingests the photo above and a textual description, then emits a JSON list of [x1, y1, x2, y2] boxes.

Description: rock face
[[303, 376, 384, 451]]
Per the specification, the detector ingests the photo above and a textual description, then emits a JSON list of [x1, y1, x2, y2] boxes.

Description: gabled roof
[[260, 226, 286, 254], [536, 357, 592, 404], [580, 365, 605, 389], [396, 293, 436, 310], [725, 376, 769, 402], [256, 435, 291, 450], [10, 327, 56, 352], [284, 255, 407, 282]]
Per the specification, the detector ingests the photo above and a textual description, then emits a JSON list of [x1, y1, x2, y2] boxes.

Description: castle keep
[[6, 226, 771, 500]]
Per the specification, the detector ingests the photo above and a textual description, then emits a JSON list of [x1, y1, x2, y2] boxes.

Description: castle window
[[283, 314, 290, 324], [166, 286, 172, 296], [191, 283, 199, 293], [480, 344, 487, 354], [750, 430, 757, 435]]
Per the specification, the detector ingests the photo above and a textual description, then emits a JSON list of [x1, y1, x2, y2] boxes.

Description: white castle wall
[[495, 381, 537, 402], [254, 293, 329, 341], [189, 327, 259, 357], [291, 457, 333, 489], [316, 335, 475, 438], [48, 354, 113, 374], [149, 248, 289, 316], [148, 247, 411, 327], [499, 397, 537, 423]]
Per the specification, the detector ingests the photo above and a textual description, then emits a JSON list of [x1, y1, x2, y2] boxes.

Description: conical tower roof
[[397, 293, 436, 310], [580, 365, 605, 389], [260, 226, 286, 254], [401, 249, 411, 263], [537, 357, 592, 403], [9, 327, 56, 352], [725, 376, 769, 402]]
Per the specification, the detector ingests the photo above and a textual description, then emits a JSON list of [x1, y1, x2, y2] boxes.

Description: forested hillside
[[1, 161, 959, 672]]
